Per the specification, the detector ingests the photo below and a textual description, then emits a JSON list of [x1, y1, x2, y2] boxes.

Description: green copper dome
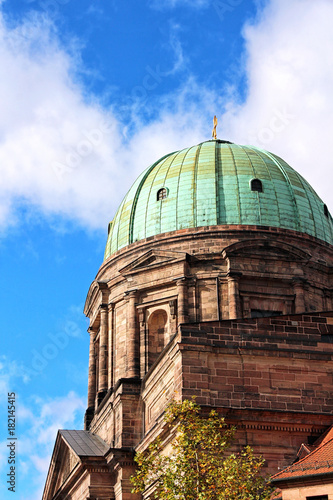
[[104, 140, 333, 259]]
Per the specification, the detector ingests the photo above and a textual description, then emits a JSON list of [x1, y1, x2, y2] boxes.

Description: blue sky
[[0, 0, 332, 498]]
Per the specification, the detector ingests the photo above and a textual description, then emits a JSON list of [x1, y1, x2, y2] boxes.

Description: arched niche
[[147, 309, 168, 367]]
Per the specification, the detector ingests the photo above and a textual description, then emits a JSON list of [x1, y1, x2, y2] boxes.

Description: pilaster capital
[[97, 280, 109, 291], [227, 271, 242, 281], [100, 304, 108, 325], [124, 289, 138, 299], [175, 276, 188, 286], [292, 277, 307, 287]]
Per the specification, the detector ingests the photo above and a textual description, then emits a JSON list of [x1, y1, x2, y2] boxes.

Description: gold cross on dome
[[212, 115, 218, 140]]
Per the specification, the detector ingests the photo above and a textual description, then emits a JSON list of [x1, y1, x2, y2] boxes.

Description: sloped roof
[[317, 426, 333, 447], [272, 427, 333, 482], [60, 430, 109, 457]]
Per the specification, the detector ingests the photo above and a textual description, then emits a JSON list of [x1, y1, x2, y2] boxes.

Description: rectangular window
[[306, 495, 328, 500], [251, 309, 282, 318]]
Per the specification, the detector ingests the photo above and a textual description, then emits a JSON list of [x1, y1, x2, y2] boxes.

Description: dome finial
[[212, 115, 218, 140]]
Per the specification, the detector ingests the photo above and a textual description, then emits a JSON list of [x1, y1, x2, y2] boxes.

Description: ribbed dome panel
[[104, 141, 333, 259]]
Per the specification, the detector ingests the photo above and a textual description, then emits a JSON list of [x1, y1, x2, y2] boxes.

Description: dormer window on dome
[[157, 188, 168, 201], [324, 204, 329, 218], [251, 178, 263, 192]]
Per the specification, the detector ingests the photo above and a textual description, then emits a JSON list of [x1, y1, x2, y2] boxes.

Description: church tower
[[43, 140, 333, 500]]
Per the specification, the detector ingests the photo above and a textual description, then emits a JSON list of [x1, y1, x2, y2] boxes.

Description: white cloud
[[1, 391, 85, 462], [0, 10, 124, 232], [223, 0, 333, 206], [0, 356, 31, 395], [0, 8, 209, 235], [163, 22, 187, 76], [0, 0, 332, 238], [141, 0, 333, 209]]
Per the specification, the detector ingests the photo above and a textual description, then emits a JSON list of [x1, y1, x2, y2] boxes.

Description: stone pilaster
[[126, 290, 140, 378], [106, 449, 141, 500], [84, 328, 96, 429], [138, 307, 146, 378], [242, 295, 250, 319], [176, 277, 189, 324], [293, 278, 307, 313], [285, 298, 294, 314], [97, 304, 108, 405], [324, 289, 332, 311], [108, 303, 115, 390], [227, 272, 242, 320]]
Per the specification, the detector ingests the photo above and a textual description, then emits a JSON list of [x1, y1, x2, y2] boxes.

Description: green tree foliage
[[131, 399, 273, 499]]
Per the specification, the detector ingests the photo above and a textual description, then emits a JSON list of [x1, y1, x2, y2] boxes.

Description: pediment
[[119, 249, 187, 275], [43, 432, 80, 500], [222, 239, 311, 261], [53, 441, 80, 495], [42, 430, 109, 500]]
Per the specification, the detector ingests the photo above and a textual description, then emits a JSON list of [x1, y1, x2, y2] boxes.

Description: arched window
[[250, 178, 263, 192], [157, 188, 168, 201]]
